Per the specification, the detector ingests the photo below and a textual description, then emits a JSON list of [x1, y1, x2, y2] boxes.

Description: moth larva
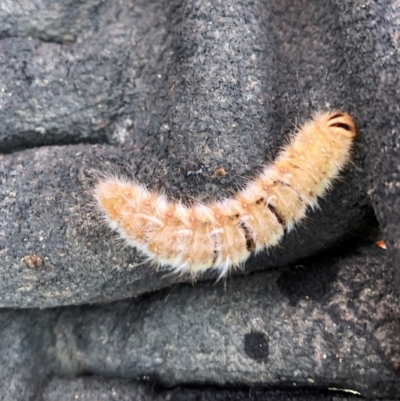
[[94, 112, 356, 279]]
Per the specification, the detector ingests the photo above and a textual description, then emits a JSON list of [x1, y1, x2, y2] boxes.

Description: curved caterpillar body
[[94, 112, 356, 279]]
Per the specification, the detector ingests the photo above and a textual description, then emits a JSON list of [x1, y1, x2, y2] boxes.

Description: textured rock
[[0, 0, 104, 43], [0, 0, 381, 308], [334, 0, 400, 289], [0, 143, 377, 308], [43, 377, 168, 401], [51, 245, 400, 398], [0, 0, 178, 153], [1, 245, 400, 399], [0, 0, 399, 399], [169, 387, 367, 401], [0, 308, 57, 400], [42, 377, 364, 401]]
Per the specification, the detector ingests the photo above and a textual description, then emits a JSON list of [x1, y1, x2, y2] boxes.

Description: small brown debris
[[22, 254, 43, 268], [212, 167, 227, 178]]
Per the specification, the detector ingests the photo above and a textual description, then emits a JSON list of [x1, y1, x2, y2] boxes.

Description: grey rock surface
[[335, 1, 400, 289], [42, 377, 365, 401], [0, 0, 177, 153], [0, 308, 57, 400], [169, 387, 364, 401], [1, 244, 400, 399], [43, 377, 168, 401], [0, 0, 399, 399], [52, 245, 400, 398], [0, 0, 105, 43], [0, 0, 383, 308], [0, 144, 377, 308]]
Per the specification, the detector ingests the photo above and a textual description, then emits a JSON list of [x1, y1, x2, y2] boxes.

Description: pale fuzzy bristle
[[94, 111, 356, 278]]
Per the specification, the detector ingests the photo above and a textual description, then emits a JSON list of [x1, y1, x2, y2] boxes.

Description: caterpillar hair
[[93, 111, 357, 279]]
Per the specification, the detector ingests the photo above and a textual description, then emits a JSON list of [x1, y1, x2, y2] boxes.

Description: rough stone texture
[[0, 0, 179, 153], [334, 1, 400, 289], [169, 388, 364, 401], [1, 245, 400, 399], [0, 308, 57, 400], [0, 0, 383, 309], [52, 245, 400, 398], [0, 144, 378, 308], [42, 378, 168, 401], [0, 0, 105, 43], [0, 0, 399, 399], [42, 378, 365, 401]]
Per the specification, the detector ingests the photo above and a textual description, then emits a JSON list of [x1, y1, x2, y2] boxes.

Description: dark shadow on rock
[[243, 330, 269, 363]]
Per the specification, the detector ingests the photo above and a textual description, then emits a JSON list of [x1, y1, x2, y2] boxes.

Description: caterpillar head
[[327, 112, 357, 138]]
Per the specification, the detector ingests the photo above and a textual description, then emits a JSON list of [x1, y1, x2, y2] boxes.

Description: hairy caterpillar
[[94, 112, 356, 279]]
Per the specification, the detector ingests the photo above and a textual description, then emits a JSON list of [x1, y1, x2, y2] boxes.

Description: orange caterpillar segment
[[211, 200, 251, 276], [234, 189, 284, 251], [274, 112, 356, 202], [149, 204, 217, 273], [94, 111, 356, 278]]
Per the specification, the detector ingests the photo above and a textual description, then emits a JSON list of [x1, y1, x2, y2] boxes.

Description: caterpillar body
[[94, 112, 356, 279]]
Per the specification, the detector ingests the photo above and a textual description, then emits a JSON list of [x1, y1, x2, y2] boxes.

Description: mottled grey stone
[[0, 0, 104, 43], [169, 387, 370, 401], [42, 377, 366, 401], [334, 0, 400, 290], [0, 143, 377, 308], [42, 377, 168, 401], [0, 0, 179, 153], [1, 245, 400, 399], [0, 308, 57, 400], [52, 245, 400, 398], [0, 0, 381, 308], [0, 0, 399, 399]]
